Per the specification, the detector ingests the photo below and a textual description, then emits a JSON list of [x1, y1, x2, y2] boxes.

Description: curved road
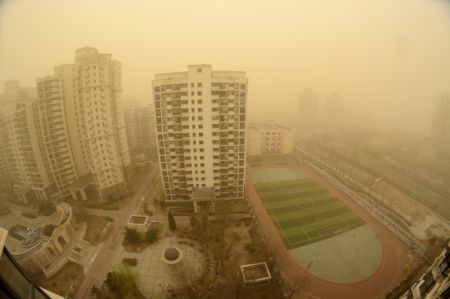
[[73, 166, 160, 299]]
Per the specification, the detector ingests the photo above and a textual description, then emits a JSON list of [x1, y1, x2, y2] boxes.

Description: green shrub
[[168, 213, 177, 231], [244, 243, 257, 253], [105, 265, 137, 296], [146, 228, 159, 244], [38, 200, 56, 216], [123, 228, 141, 245], [122, 257, 138, 267], [21, 212, 36, 219]]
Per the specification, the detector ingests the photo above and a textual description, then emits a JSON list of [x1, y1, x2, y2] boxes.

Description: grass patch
[[254, 178, 365, 249]]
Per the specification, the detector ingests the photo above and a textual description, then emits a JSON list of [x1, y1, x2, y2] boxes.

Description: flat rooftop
[[128, 215, 148, 225], [241, 262, 272, 284]]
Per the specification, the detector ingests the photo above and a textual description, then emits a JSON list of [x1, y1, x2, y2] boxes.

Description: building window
[[197, 82, 202, 87], [197, 68, 202, 73]]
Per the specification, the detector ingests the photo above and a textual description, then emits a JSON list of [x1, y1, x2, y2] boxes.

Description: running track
[[246, 163, 418, 299]]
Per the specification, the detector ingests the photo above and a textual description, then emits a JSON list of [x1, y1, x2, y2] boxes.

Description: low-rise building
[[6, 203, 87, 278], [126, 215, 149, 233], [247, 121, 294, 158]]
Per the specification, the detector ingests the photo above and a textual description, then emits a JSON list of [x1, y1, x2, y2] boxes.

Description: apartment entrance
[[192, 187, 216, 213]]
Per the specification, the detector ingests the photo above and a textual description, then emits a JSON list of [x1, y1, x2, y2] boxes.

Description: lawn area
[[76, 214, 112, 245], [254, 178, 365, 249]]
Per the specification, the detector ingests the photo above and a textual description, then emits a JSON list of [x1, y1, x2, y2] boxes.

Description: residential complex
[[0, 81, 55, 202], [124, 104, 157, 161], [247, 121, 294, 157], [0, 47, 131, 202], [153, 65, 247, 211]]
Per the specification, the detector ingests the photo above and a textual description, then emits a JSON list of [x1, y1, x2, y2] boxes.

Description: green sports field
[[254, 178, 365, 249]]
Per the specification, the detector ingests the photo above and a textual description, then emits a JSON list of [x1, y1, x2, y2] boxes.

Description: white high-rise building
[[37, 47, 131, 201], [153, 65, 247, 211], [36, 76, 79, 199], [0, 81, 55, 202], [0, 48, 130, 202]]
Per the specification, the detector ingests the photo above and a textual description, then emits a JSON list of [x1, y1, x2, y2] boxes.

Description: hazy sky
[[1, 0, 450, 133]]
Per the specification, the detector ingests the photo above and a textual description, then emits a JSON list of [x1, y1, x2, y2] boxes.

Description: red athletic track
[[246, 163, 418, 299]]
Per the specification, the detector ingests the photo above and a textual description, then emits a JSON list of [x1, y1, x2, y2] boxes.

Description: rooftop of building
[[5, 203, 72, 254], [128, 215, 148, 225]]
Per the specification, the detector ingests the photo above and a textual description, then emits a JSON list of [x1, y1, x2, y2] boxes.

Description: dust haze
[[1, 0, 450, 134]]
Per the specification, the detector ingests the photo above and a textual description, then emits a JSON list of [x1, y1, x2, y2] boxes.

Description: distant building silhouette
[[297, 88, 318, 136], [124, 104, 157, 162]]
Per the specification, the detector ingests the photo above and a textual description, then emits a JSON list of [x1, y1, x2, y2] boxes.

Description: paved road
[[73, 166, 160, 299]]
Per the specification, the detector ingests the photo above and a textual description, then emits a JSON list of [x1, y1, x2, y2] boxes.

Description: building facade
[[38, 47, 131, 201], [0, 81, 55, 202], [36, 76, 79, 199], [247, 121, 294, 157], [153, 65, 247, 210], [124, 104, 157, 162]]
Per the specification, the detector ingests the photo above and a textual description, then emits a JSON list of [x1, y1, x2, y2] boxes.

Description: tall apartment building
[[36, 76, 79, 199], [298, 88, 318, 135], [432, 95, 450, 154], [36, 47, 131, 201], [0, 81, 55, 202], [247, 121, 294, 157], [153, 65, 247, 211], [124, 104, 157, 161]]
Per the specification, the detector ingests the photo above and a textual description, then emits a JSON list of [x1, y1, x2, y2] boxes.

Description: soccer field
[[254, 178, 365, 249]]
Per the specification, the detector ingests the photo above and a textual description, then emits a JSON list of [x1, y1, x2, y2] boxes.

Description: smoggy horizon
[[1, 0, 450, 134]]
